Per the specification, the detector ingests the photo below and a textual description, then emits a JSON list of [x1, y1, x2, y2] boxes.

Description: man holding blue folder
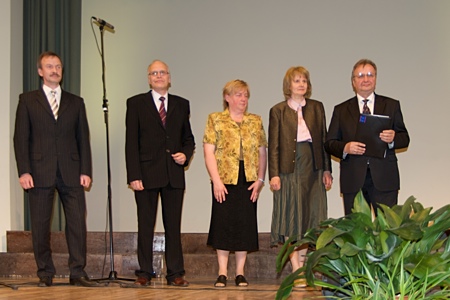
[[325, 59, 409, 215]]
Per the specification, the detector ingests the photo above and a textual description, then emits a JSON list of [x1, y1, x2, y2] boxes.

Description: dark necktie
[[159, 96, 166, 126], [362, 99, 371, 114]]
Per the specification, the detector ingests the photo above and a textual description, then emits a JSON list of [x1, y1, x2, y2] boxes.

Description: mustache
[[50, 73, 60, 77]]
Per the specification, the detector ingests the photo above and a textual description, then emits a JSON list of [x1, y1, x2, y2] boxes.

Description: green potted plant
[[276, 192, 450, 300]]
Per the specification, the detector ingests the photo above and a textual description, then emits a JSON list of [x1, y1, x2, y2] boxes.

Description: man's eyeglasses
[[148, 70, 169, 77], [354, 72, 375, 79]]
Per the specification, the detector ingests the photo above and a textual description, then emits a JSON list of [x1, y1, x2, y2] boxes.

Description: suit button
[[166, 149, 170, 153]]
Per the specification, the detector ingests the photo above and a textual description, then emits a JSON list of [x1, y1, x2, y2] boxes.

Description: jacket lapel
[[37, 89, 54, 118], [348, 97, 360, 121], [347, 97, 361, 137], [302, 100, 313, 131], [373, 94, 386, 115], [166, 94, 176, 119], [57, 90, 70, 118]]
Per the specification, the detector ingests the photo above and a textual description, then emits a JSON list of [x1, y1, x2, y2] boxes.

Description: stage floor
[[0, 277, 321, 299]]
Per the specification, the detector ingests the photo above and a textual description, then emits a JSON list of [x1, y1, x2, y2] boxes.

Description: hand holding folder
[[355, 114, 392, 158]]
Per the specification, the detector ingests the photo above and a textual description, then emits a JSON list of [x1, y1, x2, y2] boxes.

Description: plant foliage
[[276, 193, 450, 300]]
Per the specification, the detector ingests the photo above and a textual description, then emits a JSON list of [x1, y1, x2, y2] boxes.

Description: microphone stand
[[93, 23, 134, 285], [0, 282, 18, 290]]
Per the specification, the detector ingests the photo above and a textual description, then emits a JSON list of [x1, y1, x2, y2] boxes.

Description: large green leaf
[[375, 211, 389, 231], [365, 230, 399, 262], [418, 212, 450, 253], [275, 270, 298, 300], [352, 191, 372, 217], [348, 212, 374, 230], [387, 222, 424, 240], [275, 236, 300, 272], [441, 237, 450, 260], [410, 207, 432, 224], [400, 196, 417, 219], [404, 254, 450, 277], [341, 241, 363, 257], [411, 201, 425, 213], [427, 204, 450, 222], [327, 257, 351, 275], [381, 204, 403, 228], [317, 227, 346, 249]]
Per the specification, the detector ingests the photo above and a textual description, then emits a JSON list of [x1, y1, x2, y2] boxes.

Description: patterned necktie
[[159, 96, 166, 126], [50, 90, 59, 119], [362, 99, 371, 114]]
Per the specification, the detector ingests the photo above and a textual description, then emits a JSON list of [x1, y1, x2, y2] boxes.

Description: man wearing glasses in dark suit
[[325, 58, 409, 215], [125, 60, 195, 287]]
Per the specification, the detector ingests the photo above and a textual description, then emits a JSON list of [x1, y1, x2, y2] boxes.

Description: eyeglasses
[[148, 70, 169, 77], [354, 72, 375, 79]]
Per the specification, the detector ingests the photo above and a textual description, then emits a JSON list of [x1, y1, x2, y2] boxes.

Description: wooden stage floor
[[0, 277, 322, 300]]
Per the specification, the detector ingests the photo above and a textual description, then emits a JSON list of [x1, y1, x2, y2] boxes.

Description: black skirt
[[207, 161, 259, 251]]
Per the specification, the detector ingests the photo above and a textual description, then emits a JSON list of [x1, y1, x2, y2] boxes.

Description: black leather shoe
[[69, 276, 101, 287], [38, 276, 53, 287]]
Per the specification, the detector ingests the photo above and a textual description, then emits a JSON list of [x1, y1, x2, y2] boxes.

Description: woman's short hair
[[283, 66, 312, 100], [222, 79, 250, 110]]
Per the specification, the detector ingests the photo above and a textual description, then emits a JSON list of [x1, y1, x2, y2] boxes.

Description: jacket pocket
[[140, 154, 153, 162]]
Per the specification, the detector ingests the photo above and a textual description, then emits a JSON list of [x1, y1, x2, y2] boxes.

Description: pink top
[[288, 98, 312, 142]]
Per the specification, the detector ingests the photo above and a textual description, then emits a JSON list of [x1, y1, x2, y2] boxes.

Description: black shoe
[[38, 276, 53, 287], [69, 276, 101, 287], [214, 275, 227, 288], [235, 275, 248, 287]]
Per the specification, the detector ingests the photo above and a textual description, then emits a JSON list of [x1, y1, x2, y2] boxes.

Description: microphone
[[92, 16, 115, 30]]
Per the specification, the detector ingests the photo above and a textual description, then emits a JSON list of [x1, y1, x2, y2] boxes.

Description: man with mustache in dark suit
[[13, 51, 99, 287]]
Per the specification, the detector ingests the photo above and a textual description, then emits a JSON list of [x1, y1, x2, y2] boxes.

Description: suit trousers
[[28, 168, 87, 279], [134, 185, 185, 281], [343, 166, 398, 215]]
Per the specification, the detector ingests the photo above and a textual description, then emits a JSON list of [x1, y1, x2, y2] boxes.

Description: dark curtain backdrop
[[22, 0, 82, 230]]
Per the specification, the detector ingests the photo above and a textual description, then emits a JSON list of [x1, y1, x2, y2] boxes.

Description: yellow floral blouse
[[203, 109, 268, 185]]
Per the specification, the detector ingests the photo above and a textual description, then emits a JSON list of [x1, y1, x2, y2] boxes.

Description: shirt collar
[[42, 84, 61, 96], [151, 90, 168, 101], [287, 98, 306, 111], [356, 92, 375, 103]]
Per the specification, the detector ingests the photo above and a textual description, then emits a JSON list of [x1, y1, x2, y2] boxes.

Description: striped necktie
[[159, 96, 166, 126], [50, 90, 59, 119]]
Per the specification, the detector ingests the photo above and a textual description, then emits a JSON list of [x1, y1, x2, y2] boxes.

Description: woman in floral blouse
[[203, 79, 267, 288]]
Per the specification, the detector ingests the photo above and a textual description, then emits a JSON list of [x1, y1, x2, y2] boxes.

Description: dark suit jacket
[[125, 91, 195, 189], [325, 94, 409, 194], [268, 99, 331, 179], [13, 88, 92, 187]]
